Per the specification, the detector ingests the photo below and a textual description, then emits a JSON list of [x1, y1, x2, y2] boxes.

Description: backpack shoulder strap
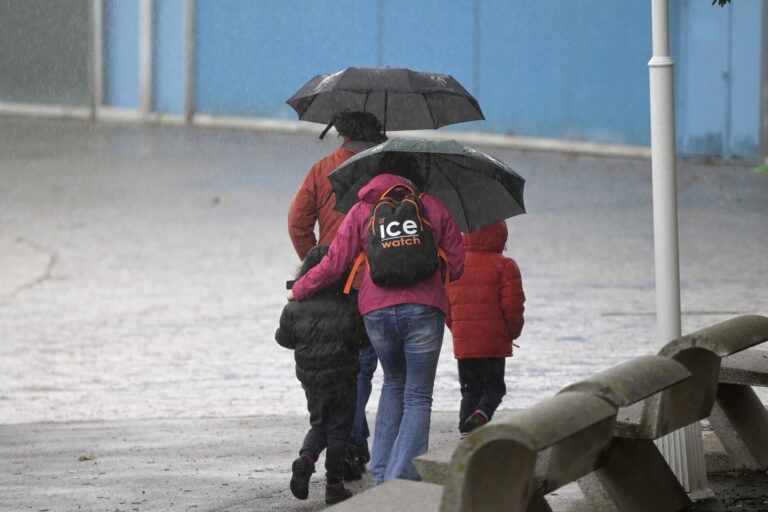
[[437, 247, 450, 288], [343, 252, 367, 295], [380, 183, 415, 200]]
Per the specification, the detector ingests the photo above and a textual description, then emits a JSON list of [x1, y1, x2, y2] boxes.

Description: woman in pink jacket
[[289, 173, 464, 484]]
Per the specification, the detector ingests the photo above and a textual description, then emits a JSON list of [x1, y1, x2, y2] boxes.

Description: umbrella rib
[[423, 93, 439, 128], [457, 156, 525, 208], [430, 156, 471, 230]]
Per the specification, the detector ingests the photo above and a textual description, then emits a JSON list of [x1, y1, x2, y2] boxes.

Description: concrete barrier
[[561, 356, 695, 512], [436, 391, 617, 512], [704, 317, 768, 470], [416, 356, 691, 511], [327, 479, 442, 511], [578, 314, 768, 512], [330, 316, 768, 512]]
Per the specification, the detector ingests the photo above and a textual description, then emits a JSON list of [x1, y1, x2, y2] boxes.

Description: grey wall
[[0, 0, 91, 106]]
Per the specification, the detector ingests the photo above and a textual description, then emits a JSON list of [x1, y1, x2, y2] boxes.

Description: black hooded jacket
[[275, 245, 369, 393]]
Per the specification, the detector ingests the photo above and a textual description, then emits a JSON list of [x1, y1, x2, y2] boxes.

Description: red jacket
[[288, 141, 377, 260], [447, 221, 525, 358]]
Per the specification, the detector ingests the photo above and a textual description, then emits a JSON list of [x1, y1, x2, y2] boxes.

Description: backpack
[[345, 184, 446, 291]]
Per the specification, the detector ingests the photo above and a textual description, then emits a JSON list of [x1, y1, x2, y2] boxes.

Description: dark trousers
[[457, 357, 507, 432], [301, 386, 357, 484]]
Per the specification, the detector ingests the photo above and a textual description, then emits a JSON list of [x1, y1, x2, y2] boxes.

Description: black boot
[[290, 456, 314, 500], [343, 450, 363, 481], [325, 482, 353, 505]]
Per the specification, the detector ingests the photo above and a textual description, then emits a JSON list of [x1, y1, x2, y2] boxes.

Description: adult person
[[287, 172, 465, 483], [287, 111, 386, 475]]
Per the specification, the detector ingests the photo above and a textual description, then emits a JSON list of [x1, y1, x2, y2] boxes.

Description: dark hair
[[334, 111, 387, 143]]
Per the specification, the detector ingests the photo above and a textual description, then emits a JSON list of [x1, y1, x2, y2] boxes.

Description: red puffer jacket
[[447, 221, 525, 358]]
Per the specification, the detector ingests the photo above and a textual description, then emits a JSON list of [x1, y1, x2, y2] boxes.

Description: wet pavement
[[690, 471, 768, 511], [0, 117, 767, 510]]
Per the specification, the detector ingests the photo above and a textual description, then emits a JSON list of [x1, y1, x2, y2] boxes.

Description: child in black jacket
[[275, 245, 369, 505]]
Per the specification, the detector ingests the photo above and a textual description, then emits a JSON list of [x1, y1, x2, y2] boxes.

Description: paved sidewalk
[[0, 117, 767, 511], [2, 414, 767, 511]]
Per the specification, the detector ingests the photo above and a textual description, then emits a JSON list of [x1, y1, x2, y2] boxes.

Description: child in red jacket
[[446, 220, 525, 437]]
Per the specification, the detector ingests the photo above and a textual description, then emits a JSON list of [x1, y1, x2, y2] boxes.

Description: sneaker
[[290, 456, 313, 500], [462, 411, 488, 433], [343, 450, 363, 481], [325, 483, 353, 505]]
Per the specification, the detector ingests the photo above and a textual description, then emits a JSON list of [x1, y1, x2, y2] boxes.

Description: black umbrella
[[328, 138, 525, 233], [287, 67, 484, 138]]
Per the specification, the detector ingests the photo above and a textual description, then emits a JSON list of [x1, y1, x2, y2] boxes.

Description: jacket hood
[[358, 174, 417, 204], [463, 220, 508, 253]]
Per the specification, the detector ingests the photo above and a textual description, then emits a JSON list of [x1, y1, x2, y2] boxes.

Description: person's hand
[[287, 291, 295, 301]]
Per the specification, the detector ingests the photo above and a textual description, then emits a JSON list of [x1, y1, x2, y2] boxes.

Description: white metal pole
[[649, 0, 711, 499], [139, 0, 154, 118], [184, 0, 196, 124], [91, 0, 104, 119], [760, 0, 768, 165]]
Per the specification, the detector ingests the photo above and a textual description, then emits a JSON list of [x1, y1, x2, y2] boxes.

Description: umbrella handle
[[319, 121, 334, 140]]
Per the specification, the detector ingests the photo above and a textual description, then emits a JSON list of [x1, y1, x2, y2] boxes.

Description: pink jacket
[[292, 174, 465, 316]]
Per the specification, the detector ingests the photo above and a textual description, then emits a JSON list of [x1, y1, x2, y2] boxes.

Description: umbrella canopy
[[328, 138, 525, 233], [287, 67, 484, 134]]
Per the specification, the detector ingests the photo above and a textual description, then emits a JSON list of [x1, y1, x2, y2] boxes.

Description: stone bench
[[327, 479, 442, 512], [412, 355, 689, 512], [577, 314, 768, 512], [719, 347, 768, 386], [704, 318, 768, 471], [329, 316, 768, 512], [433, 390, 617, 512], [328, 392, 615, 512]]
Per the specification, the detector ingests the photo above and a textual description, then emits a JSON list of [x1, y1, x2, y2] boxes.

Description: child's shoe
[[462, 410, 489, 433], [325, 482, 353, 505], [290, 455, 314, 500], [353, 451, 368, 474], [343, 450, 363, 481], [357, 444, 370, 464]]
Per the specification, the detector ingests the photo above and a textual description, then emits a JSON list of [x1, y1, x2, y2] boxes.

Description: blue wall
[[100, 0, 763, 162], [154, 0, 185, 115], [673, 0, 762, 160], [190, 0, 655, 144], [105, 0, 139, 109], [195, 0, 379, 118], [476, 1, 652, 144]]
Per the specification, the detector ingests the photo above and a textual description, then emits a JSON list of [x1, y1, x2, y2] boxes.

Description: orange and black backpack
[[345, 184, 445, 290]]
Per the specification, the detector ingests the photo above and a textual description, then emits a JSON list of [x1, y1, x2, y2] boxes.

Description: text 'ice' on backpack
[[344, 184, 448, 292]]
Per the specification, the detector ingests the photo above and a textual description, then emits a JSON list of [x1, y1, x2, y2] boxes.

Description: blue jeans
[[363, 303, 445, 483], [348, 346, 378, 456]]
